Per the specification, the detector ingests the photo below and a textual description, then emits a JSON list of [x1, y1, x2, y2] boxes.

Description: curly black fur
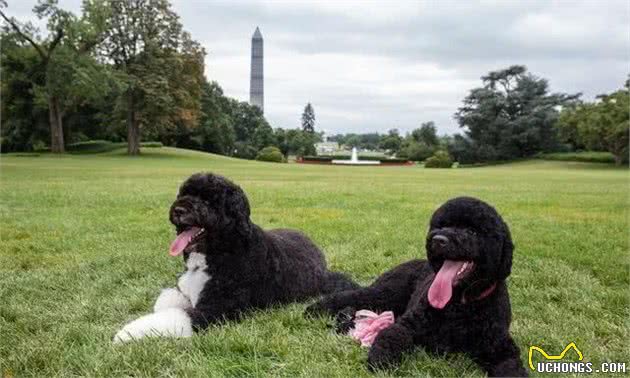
[[170, 173, 358, 331], [306, 197, 527, 377]]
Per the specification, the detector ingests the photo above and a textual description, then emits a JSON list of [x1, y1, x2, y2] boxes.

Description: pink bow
[[348, 310, 395, 347]]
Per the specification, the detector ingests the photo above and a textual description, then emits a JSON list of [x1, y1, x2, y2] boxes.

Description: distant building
[[249, 27, 264, 113], [315, 142, 339, 155]]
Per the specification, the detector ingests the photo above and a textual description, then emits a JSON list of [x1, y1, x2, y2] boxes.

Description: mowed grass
[[1, 147, 628, 377]]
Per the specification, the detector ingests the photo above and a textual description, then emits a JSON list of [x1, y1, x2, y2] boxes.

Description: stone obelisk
[[249, 27, 264, 113]]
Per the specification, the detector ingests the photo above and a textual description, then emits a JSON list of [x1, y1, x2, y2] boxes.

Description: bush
[[66, 140, 122, 154], [141, 141, 163, 148], [32, 140, 48, 152], [380, 158, 410, 164], [233, 142, 258, 160], [66, 140, 162, 154], [536, 151, 618, 164], [256, 146, 285, 163], [424, 150, 453, 168], [302, 156, 333, 162], [402, 142, 435, 161], [69, 132, 89, 144]]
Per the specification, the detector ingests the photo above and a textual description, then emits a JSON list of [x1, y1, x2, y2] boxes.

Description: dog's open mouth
[[169, 226, 206, 256], [428, 260, 475, 309]]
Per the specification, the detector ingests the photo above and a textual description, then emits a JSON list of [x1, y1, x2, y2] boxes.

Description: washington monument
[[250, 27, 264, 113]]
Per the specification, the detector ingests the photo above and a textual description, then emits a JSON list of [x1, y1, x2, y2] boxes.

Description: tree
[[412, 121, 439, 147], [252, 122, 275, 151], [301, 103, 315, 133], [275, 129, 317, 157], [454, 65, 578, 162], [379, 129, 402, 154], [400, 142, 435, 161], [400, 121, 440, 161], [556, 84, 629, 165], [196, 81, 234, 155], [343, 135, 360, 148], [0, 32, 48, 152], [1, 0, 74, 152], [229, 100, 268, 144], [99, 0, 204, 155]]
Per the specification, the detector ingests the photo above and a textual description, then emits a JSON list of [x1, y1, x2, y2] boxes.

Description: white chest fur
[[177, 252, 211, 307]]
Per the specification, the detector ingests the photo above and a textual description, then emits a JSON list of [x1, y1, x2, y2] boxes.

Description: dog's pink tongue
[[428, 260, 465, 309], [169, 227, 200, 256]]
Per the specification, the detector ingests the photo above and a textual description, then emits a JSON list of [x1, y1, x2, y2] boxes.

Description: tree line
[[1, 2, 627, 165], [1, 0, 317, 157], [330, 66, 628, 165]]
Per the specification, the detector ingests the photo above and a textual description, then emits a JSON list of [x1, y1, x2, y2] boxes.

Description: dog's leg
[[473, 336, 528, 377], [113, 308, 193, 343], [367, 321, 415, 371], [153, 287, 191, 312], [184, 287, 253, 331]]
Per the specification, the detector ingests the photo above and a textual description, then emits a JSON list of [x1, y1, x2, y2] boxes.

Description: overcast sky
[[6, 0, 629, 135]]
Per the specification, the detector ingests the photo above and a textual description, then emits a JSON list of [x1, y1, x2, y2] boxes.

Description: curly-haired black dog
[[306, 197, 527, 377], [114, 172, 357, 342]]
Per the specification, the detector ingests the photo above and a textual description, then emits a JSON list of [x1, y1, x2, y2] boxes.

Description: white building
[[315, 142, 339, 155]]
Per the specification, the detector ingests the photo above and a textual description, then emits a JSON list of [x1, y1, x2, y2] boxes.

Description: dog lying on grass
[[114, 172, 357, 342], [306, 197, 528, 377]]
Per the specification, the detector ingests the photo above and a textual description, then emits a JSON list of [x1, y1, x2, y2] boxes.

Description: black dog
[[306, 197, 527, 377], [114, 173, 357, 342]]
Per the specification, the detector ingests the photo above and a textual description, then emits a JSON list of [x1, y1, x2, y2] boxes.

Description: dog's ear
[[225, 185, 252, 236], [496, 223, 514, 280]]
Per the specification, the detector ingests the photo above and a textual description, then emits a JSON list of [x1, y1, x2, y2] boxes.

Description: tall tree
[[98, 0, 204, 155], [1, 0, 72, 152], [229, 100, 267, 143], [301, 103, 315, 133], [196, 81, 235, 155], [556, 83, 629, 165], [455, 65, 578, 161]]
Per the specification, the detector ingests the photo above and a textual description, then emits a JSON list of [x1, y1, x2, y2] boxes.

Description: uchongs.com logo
[[528, 342, 626, 374]]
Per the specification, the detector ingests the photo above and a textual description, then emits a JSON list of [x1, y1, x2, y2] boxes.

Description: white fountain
[[332, 147, 380, 165]]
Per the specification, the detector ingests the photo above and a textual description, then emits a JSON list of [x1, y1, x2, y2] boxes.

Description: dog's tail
[[322, 271, 361, 294]]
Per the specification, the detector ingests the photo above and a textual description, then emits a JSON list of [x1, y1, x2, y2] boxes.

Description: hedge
[[535, 151, 617, 164], [67, 140, 162, 154], [302, 156, 409, 163]]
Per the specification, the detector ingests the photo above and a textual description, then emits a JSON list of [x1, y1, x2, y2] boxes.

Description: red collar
[[461, 282, 497, 304]]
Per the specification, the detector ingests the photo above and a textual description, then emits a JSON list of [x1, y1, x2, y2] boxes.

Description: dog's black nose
[[432, 234, 450, 249]]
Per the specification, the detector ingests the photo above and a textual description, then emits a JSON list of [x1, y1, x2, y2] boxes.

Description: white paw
[[113, 308, 193, 343], [154, 288, 191, 312]]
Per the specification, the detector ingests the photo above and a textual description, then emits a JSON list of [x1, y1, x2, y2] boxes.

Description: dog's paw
[[366, 322, 412, 370], [488, 359, 529, 377], [334, 306, 356, 334], [113, 308, 193, 343], [153, 288, 191, 312], [367, 345, 396, 372]]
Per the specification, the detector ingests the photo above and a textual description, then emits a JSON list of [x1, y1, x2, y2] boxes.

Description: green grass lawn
[[1, 147, 628, 377]]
